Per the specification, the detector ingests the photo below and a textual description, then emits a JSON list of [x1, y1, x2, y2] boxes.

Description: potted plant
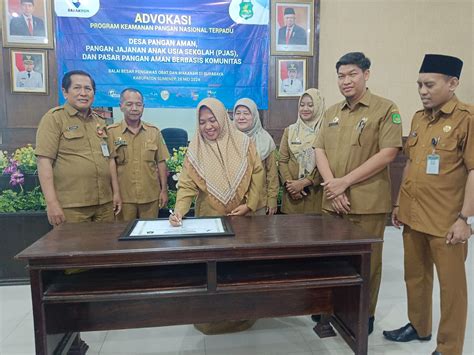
[[165, 146, 187, 192], [162, 146, 196, 217], [0, 145, 51, 285], [0, 144, 39, 192]]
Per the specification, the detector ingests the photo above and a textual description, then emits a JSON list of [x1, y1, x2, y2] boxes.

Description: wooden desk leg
[[355, 253, 370, 355], [313, 314, 336, 338], [30, 269, 49, 355], [67, 333, 89, 355], [29, 269, 89, 355]]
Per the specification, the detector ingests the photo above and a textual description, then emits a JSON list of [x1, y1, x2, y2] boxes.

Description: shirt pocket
[[62, 129, 85, 152], [144, 143, 158, 163], [63, 130, 84, 139], [436, 139, 459, 164], [114, 145, 127, 165], [351, 123, 377, 148]]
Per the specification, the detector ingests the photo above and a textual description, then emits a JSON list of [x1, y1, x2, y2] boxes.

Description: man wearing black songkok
[[384, 54, 474, 355], [277, 7, 307, 45]]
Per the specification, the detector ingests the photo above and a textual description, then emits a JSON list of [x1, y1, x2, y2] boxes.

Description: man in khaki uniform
[[314, 52, 403, 334], [384, 54, 473, 355], [108, 88, 169, 221], [36, 70, 118, 226]]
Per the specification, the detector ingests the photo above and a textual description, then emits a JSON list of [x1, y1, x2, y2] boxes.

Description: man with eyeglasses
[[277, 7, 307, 45], [36, 70, 119, 225], [107, 88, 169, 221]]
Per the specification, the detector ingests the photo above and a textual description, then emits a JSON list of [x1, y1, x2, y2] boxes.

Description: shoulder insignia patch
[[50, 106, 63, 113], [391, 113, 401, 124]]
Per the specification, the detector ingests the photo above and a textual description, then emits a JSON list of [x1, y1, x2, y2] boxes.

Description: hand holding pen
[[169, 209, 183, 227]]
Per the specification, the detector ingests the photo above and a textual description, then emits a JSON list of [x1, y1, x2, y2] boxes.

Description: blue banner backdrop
[[55, 0, 269, 108]]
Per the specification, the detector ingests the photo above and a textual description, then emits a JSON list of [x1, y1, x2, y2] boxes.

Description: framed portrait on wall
[[271, 0, 314, 56], [10, 49, 48, 94], [276, 58, 307, 98], [1, 0, 54, 48]]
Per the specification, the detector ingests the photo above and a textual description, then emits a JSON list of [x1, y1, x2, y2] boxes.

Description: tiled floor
[[1, 227, 473, 355]]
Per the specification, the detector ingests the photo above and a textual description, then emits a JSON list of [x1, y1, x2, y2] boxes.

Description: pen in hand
[[169, 209, 182, 226]]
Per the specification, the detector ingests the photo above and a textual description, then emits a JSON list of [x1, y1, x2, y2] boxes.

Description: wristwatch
[[457, 212, 469, 224]]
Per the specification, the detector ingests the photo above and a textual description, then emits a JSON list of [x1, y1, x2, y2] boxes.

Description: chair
[[161, 128, 188, 155]]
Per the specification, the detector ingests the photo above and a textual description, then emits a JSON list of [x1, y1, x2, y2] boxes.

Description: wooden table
[[17, 214, 380, 355]]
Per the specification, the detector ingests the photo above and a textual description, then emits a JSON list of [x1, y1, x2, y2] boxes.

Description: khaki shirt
[[107, 120, 170, 204], [175, 143, 264, 216], [279, 127, 322, 214], [259, 150, 280, 209], [35, 103, 112, 208], [399, 96, 474, 237], [315, 89, 403, 214]]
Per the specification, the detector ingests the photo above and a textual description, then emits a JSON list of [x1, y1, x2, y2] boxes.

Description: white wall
[[318, 0, 474, 135]]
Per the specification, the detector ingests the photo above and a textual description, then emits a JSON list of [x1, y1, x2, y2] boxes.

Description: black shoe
[[368, 316, 375, 335], [311, 314, 321, 322], [383, 323, 431, 342], [432, 352, 442, 355]]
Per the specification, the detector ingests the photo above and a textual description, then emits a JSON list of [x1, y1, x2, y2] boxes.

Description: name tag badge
[[328, 117, 339, 127], [291, 137, 302, 145], [426, 154, 440, 175], [101, 141, 110, 157]]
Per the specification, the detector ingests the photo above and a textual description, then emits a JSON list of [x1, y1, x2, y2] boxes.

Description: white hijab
[[233, 98, 276, 160]]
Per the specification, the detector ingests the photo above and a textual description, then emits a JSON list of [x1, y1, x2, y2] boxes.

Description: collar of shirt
[[424, 94, 458, 122], [341, 88, 372, 111], [64, 102, 93, 119], [120, 119, 146, 134], [23, 15, 33, 21]]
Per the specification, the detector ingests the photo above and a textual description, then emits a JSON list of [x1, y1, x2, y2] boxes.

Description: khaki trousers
[[117, 200, 159, 221], [324, 211, 386, 317], [63, 202, 114, 223], [403, 225, 468, 355]]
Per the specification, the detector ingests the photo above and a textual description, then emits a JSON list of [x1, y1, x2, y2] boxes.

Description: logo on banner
[[55, 0, 100, 18], [239, 0, 254, 19], [108, 89, 120, 98], [160, 90, 170, 101], [229, 0, 269, 24], [207, 90, 216, 98]]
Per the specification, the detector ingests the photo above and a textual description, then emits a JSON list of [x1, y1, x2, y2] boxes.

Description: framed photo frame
[[276, 58, 307, 98], [271, 0, 314, 56], [10, 49, 48, 94], [2, 0, 54, 48]]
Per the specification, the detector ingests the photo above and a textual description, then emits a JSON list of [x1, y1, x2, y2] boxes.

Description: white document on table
[[129, 218, 226, 237]]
